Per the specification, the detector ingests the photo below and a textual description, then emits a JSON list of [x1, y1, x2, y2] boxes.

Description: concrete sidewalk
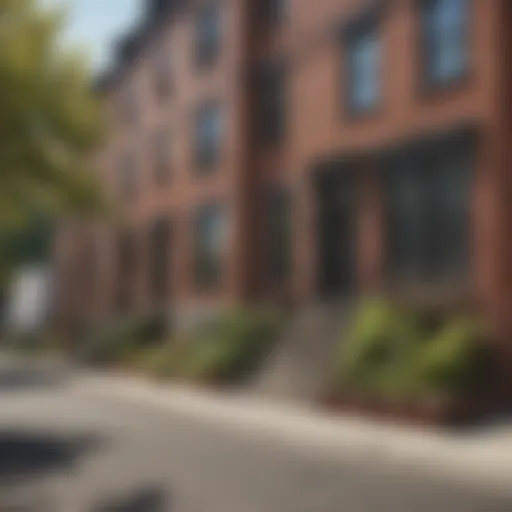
[[75, 372, 512, 495]]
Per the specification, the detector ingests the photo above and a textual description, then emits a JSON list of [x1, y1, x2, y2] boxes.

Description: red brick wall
[[277, 0, 508, 311], [76, 0, 252, 323], [56, 0, 512, 340]]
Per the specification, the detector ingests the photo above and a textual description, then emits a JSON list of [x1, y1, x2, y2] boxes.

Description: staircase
[[254, 300, 354, 402]]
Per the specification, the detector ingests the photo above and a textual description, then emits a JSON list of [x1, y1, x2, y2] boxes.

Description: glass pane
[[349, 31, 380, 111], [426, 0, 468, 81]]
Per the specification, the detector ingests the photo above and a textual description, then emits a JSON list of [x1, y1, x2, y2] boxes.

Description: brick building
[[55, 0, 512, 343]]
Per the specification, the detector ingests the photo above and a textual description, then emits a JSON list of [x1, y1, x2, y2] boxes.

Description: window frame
[[260, 0, 288, 27], [266, 186, 291, 285], [153, 127, 172, 185], [148, 216, 172, 305], [258, 62, 287, 147], [119, 151, 138, 201], [195, 3, 222, 69], [382, 131, 475, 285], [115, 229, 137, 313], [194, 203, 226, 289], [194, 101, 223, 173], [342, 17, 383, 119], [119, 83, 138, 125], [152, 43, 173, 101], [417, 0, 472, 91]]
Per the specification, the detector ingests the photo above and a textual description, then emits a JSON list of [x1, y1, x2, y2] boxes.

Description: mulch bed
[[321, 392, 502, 428]]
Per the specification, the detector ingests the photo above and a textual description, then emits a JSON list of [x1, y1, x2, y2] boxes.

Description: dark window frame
[[382, 131, 475, 284], [195, 3, 222, 69], [148, 216, 172, 305], [266, 186, 291, 285], [119, 152, 138, 201], [120, 84, 138, 125], [342, 16, 383, 119], [194, 203, 225, 290], [115, 230, 137, 313], [259, 0, 288, 26], [417, 0, 472, 91], [153, 127, 172, 185], [152, 44, 173, 101], [194, 101, 222, 172], [258, 62, 287, 147]]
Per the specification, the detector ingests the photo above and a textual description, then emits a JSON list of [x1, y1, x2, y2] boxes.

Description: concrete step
[[254, 301, 354, 401]]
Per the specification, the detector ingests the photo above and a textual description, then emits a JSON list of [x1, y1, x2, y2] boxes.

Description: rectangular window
[[385, 141, 472, 281], [420, 0, 469, 86], [195, 102, 222, 171], [259, 64, 286, 145], [195, 204, 226, 288], [386, 158, 429, 279], [119, 153, 138, 200], [116, 230, 136, 312], [267, 188, 291, 283], [120, 84, 138, 124], [154, 128, 171, 185], [425, 149, 472, 276], [260, 0, 288, 25], [149, 217, 172, 305], [153, 44, 173, 100], [196, 4, 222, 68], [345, 24, 381, 115]]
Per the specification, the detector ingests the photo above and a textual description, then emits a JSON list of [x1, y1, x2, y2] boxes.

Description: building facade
[[55, 0, 512, 344]]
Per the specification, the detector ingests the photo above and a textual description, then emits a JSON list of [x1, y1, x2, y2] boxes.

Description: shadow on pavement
[[93, 486, 170, 512], [0, 429, 102, 485]]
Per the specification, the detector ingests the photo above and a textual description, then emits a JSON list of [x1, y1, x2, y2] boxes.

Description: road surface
[[0, 358, 510, 511]]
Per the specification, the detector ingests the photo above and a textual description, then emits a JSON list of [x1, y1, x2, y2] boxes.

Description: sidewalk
[[76, 371, 512, 495]]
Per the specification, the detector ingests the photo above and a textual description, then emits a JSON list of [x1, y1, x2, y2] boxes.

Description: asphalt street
[[0, 359, 510, 511]]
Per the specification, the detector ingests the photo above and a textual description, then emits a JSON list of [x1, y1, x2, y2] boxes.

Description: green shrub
[[81, 313, 168, 365], [335, 298, 422, 400], [5, 330, 68, 357], [416, 317, 488, 399], [139, 342, 187, 379], [6, 333, 42, 356], [183, 309, 282, 384], [180, 339, 226, 381], [333, 298, 491, 403]]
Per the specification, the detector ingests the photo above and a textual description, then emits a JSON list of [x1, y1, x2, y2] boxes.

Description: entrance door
[[316, 168, 357, 298]]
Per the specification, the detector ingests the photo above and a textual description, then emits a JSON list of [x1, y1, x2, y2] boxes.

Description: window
[[119, 153, 138, 200], [386, 159, 428, 279], [259, 64, 286, 145], [153, 44, 173, 100], [115, 230, 136, 312], [426, 148, 472, 275], [77, 233, 98, 314], [196, 4, 222, 67], [195, 204, 226, 288], [154, 128, 171, 185], [260, 0, 288, 25], [385, 141, 472, 281], [120, 84, 138, 124], [195, 102, 222, 171], [345, 23, 381, 115], [420, 0, 469, 86], [267, 188, 291, 283], [149, 217, 172, 305]]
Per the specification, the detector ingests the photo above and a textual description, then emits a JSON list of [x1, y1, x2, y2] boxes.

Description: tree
[[0, 0, 105, 225], [0, 0, 106, 283]]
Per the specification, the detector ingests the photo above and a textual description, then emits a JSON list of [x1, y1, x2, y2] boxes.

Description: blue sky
[[44, 0, 143, 71]]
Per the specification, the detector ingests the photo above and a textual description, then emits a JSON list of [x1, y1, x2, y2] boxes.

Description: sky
[[43, 0, 143, 72]]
